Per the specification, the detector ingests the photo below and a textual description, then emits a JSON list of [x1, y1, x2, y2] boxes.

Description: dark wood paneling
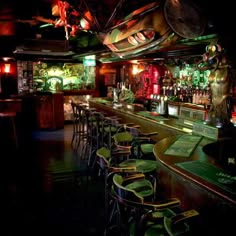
[[35, 93, 64, 130]]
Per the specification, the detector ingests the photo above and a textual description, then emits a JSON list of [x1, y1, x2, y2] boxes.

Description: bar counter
[[12, 92, 64, 130], [153, 135, 236, 233], [89, 98, 192, 142], [90, 98, 236, 233]]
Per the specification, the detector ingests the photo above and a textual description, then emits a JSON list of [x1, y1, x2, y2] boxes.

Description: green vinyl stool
[[113, 129, 158, 160], [112, 173, 181, 236], [142, 208, 199, 236], [126, 126, 158, 160], [96, 146, 158, 179], [96, 146, 159, 236], [112, 131, 133, 149], [96, 144, 159, 201], [113, 173, 200, 236]]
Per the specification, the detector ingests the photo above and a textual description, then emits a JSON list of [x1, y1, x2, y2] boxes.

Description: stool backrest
[[113, 131, 133, 147], [113, 173, 145, 204], [113, 174, 181, 210], [96, 147, 110, 170]]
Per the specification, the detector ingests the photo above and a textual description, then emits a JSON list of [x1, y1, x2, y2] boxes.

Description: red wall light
[[4, 63, 11, 73]]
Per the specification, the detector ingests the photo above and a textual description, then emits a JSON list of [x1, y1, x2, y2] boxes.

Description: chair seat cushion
[[125, 178, 154, 198], [118, 159, 158, 173], [113, 131, 133, 143], [141, 143, 154, 154], [96, 147, 110, 159]]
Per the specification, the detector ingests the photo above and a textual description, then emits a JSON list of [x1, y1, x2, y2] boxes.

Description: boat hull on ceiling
[[98, 0, 206, 59]]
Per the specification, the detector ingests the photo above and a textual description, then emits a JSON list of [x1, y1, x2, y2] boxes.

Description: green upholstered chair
[[112, 173, 156, 202], [112, 131, 133, 153], [113, 128, 158, 160], [96, 146, 158, 177], [96, 146, 159, 235], [126, 126, 158, 160], [144, 208, 199, 236], [112, 173, 199, 236]]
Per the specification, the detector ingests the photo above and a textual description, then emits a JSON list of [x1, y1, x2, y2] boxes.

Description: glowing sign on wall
[[33, 61, 95, 91], [83, 55, 96, 66]]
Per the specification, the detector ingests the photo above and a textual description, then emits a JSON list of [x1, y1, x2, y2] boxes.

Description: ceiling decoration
[[98, 1, 177, 59], [164, 0, 206, 39], [13, 1, 207, 37], [1, 0, 227, 62]]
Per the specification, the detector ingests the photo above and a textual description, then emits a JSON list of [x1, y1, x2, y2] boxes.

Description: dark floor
[[4, 122, 234, 236], [3, 123, 105, 236]]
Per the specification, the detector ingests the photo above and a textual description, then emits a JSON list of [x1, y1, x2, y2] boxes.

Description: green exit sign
[[83, 55, 96, 66]]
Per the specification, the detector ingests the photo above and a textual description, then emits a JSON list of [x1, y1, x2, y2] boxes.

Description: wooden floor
[[3, 123, 106, 236]]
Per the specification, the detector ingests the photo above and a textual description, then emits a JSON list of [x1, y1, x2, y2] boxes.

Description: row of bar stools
[[0, 111, 18, 149], [86, 110, 106, 167], [76, 105, 98, 163], [71, 102, 89, 151], [83, 109, 118, 167], [90, 112, 127, 167]]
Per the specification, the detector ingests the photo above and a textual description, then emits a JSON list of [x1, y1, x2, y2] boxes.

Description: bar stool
[[112, 173, 199, 236], [86, 110, 107, 167], [0, 111, 18, 149], [96, 146, 159, 235], [102, 116, 137, 152], [126, 126, 158, 160], [102, 116, 121, 151]]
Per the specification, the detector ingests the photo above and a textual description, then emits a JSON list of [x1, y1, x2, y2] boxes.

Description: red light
[[4, 64, 10, 73]]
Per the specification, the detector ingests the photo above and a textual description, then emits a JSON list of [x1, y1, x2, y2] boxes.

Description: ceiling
[[1, 0, 235, 64]]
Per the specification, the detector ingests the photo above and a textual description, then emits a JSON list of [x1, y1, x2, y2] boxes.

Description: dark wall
[[0, 74, 18, 98], [200, 1, 236, 66]]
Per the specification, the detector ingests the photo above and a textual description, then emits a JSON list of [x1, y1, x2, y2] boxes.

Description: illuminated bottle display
[[132, 60, 213, 110], [161, 62, 212, 107]]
